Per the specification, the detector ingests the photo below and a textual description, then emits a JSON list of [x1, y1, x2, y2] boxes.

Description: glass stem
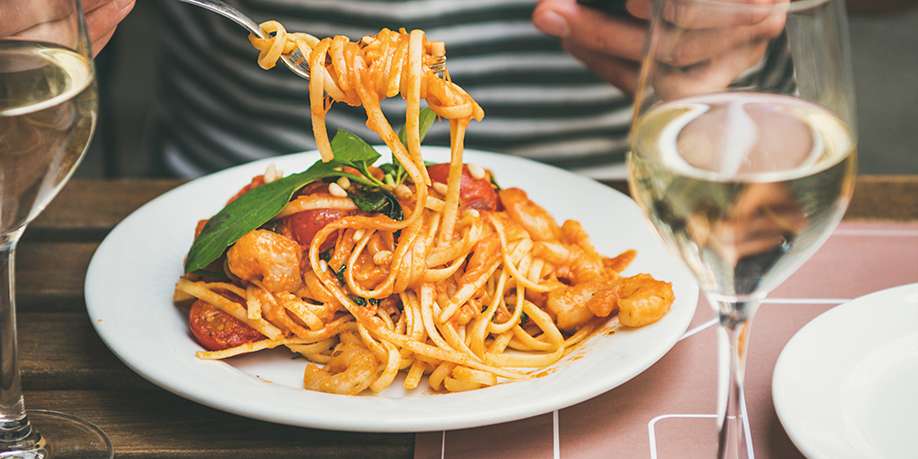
[[713, 297, 759, 459], [0, 228, 33, 445]]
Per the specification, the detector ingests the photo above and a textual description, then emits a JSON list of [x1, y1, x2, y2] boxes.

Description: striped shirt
[[153, 0, 633, 179]]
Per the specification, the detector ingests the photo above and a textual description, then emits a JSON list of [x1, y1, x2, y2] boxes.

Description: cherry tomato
[[284, 208, 356, 251], [227, 175, 266, 205], [426, 163, 498, 211], [188, 300, 262, 351]]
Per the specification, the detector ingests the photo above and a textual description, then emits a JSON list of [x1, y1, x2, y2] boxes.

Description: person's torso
[[154, 0, 632, 178]]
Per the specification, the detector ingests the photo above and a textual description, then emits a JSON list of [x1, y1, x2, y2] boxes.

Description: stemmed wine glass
[[1, 1, 111, 457], [628, 0, 856, 457]]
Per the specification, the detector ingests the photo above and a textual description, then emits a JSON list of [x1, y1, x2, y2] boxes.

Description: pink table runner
[[415, 222, 918, 458]]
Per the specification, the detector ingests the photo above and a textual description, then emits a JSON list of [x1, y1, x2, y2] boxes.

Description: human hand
[[532, 0, 646, 94], [532, 0, 786, 98], [1, 0, 135, 56]]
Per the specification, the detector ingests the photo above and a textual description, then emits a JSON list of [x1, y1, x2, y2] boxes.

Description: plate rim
[[772, 282, 918, 458], [85, 147, 698, 432]]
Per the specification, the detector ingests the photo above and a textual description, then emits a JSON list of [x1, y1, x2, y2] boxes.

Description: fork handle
[[173, 0, 264, 38]]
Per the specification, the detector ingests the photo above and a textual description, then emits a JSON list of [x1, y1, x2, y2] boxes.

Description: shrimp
[[303, 340, 379, 395], [616, 274, 674, 328], [499, 188, 560, 241], [546, 280, 606, 330], [546, 274, 674, 330], [227, 229, 303, 293], [534, 240, 606, 285], [462, 235, 499, 284]]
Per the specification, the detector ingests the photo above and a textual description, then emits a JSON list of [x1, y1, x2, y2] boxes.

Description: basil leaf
[[185, 166, 331, 273], [397, 108, 437, 147], [489, 172, 502, 191], [350, 188, 404, 221], [329, 130, 380, 166], [386, 108, 438, 184]]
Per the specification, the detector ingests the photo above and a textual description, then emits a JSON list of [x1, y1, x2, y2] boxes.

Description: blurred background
[[79, 1, 918, 178]]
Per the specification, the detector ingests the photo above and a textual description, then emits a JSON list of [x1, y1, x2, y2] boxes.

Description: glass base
[[0, 410, 111, 459]]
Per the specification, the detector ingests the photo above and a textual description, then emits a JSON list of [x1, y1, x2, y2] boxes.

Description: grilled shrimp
[[227, 229, 303, 293], [462, 235, 500, 283], [546, 274, 674, 330], [303, 341, 379, 395], [499, 188, 560, 241], [534, 240, 606, 284], [546, 280, 607, 330], [616, 274, 674, 327]]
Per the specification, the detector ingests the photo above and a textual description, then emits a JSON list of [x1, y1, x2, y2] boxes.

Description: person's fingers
[[533, 0, 646, 61], [652, 40, 768, 100], [625, 0, 652, 20], [91, 27, 118, 57], [627, 0, 783, 29], [85, 0, 134, 45], [654, 10, 785, 66], [563, 41, 640, 94]]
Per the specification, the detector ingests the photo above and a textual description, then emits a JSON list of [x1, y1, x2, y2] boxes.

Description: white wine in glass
[[627, 0, 856, 457], [0, 1, 111, 457]]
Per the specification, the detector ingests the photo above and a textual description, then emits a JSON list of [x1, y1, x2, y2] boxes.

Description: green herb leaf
[[489, 171, 502, 191], [329, 130, 380, 166], [385, 108, 438, 185], [185, 128, 391, 274], [397, 108, 438, 147], [351, 296, 367, 306], [334, 265, 346, 284], [350, 188, 404, 221], [185, 165, 334, 273]]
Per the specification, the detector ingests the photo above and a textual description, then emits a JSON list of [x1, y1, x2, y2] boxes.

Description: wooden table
[[18, 176, 918, 458]]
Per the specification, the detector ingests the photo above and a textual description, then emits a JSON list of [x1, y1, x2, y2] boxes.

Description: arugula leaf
[[350, 188, 404, 221]]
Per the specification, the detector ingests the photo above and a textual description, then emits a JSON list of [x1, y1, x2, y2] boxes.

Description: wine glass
[[0, 1, 111, 457], [627, 0, 856, 457]]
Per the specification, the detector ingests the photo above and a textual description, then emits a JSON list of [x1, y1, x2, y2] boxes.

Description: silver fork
[[173, 0, 445, 81], [174, 0, 311, 79]]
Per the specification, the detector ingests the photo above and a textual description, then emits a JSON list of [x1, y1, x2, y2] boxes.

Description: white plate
[[85, 147, 698, 432], [773, 283, 918, 458]]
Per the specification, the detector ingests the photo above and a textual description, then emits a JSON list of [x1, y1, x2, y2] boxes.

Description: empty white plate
[[773, 283, 918, 458]]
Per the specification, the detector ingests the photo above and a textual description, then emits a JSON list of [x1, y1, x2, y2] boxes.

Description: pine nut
[[336, 176, 351, 190], [318, 260, 329, 273], [394, 184, 412, 199], [467, 163, 485, 180], [328, 182, 348, 197], [464, 209, 480, 219], [432, 182, 448, 195], [263, 164, 282, 183]]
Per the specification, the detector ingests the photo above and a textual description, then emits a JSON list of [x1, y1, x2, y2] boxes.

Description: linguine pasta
[[174, 23, 675, 395]]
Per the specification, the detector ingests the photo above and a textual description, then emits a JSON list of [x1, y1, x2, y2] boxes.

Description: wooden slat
[[845, 175, 918, 221], [24, 390, 412, 459], [27, 180, 180, 241], [18, 242, 97, 311], [19, 312, 146, 390], [21, 176, 918, 243]]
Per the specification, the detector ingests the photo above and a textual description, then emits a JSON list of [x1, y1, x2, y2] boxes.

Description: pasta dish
[[174, 23, 675, 395]]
